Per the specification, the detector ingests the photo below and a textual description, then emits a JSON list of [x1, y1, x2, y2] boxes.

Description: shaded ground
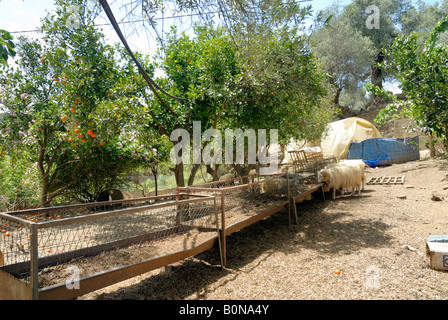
[[78, 157, 448, 300]]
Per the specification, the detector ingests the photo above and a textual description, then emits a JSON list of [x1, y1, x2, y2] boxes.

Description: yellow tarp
[[320, 117, 382, 160]]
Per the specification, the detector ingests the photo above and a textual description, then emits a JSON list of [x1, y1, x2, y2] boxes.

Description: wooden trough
[[0, 194, 221, 300], [177, 171, 323, 266], [0, 170, 324, 300]]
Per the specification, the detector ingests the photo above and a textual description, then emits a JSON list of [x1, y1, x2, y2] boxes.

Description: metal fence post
[[30, 222, 39, 300], [220, 191, 226, 268]]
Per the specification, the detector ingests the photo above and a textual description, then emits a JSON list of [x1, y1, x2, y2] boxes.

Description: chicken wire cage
[[0, 194, 221, 300], [179, 170, 325, 262], [179, 173, 290, 221], [180, 170, 323, 225], [179, 173, 303, 265]]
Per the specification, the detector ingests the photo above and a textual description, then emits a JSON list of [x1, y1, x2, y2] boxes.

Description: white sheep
[[317, 162, 365, 200], [325, 160, 366, 192]]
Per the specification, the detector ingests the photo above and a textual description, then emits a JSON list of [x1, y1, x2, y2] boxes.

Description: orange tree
[[370, 16, 448, 150], [130, 24, 334, 185], [0, 1, 145, 206], [124, 25, 241, 186]]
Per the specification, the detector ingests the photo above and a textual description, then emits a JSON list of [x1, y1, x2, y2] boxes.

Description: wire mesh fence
[[178, 167, 325, 250], [0, 163, 329, 299], [0, 194, 219, 295]]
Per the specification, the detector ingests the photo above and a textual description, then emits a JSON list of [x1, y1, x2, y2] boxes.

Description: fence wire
[[0, 165, 326, 296], [0, 194, 218, 289]]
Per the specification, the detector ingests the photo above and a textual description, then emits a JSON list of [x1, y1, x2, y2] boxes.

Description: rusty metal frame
[[1, 171, 324, 300], [0, 194, 220, 300]]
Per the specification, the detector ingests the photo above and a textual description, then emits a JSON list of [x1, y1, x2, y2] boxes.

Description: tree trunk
[[206, 164, 220, 181], [152, 168, 159, 196], [371, 51, 384, 90], [429, 142, 436, 158], [174, 163, 185, 187], [333, 87, 342, 107], [41, 180, 50, 207], [187, 164, 201, 186]]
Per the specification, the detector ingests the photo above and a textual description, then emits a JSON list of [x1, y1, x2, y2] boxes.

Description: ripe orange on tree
[[40, 58, 46, 62], [74, 128, 79, 133], [70, 108, 76, 113], [54, 78, 59, 82], [74, 99, 79, 104], [90, 133, 96, 138], [61, 116, 67, 122], [100, 141, 105, 146], [87, 129, 92, 135]]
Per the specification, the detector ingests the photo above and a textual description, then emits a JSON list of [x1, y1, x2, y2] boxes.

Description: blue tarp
[[347, 136, 420, 164]]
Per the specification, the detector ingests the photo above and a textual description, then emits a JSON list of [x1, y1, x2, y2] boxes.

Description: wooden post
[[251, 175, 255, 193], [220, 191, 226, 268], [286, 171, 291, 225], [30, 223, 39, 300], [213, 197, 224, 269], [292, 197, 299, 225]]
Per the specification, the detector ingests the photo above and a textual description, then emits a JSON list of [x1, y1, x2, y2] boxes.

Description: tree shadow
[[88, 191, 393, 300]]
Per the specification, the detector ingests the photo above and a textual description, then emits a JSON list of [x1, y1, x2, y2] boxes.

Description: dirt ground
[[77, 155, 448, 300]]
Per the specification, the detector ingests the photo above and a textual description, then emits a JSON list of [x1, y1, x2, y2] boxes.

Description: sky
[[1, 0, 443, 57], [0, 0, 443, 91], [1, 0, 444, 53], [0, 0, 355, 56]]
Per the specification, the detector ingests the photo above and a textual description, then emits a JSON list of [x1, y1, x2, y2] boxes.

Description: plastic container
[[363, 157, 391, 168]]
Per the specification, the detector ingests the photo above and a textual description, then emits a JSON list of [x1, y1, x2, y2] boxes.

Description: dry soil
[[78, 156, 448, 300]]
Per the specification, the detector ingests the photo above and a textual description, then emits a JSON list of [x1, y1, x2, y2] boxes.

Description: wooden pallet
[[367, 176, 405, 185]]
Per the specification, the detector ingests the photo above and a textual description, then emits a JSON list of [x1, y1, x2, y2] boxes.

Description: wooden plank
[[38, 236, 219, 300], [0, 269, 33, 300], [221, 192, 226, 268]]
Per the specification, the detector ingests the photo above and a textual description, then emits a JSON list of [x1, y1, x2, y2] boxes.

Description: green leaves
[[0, 29, 16, 66], [369, 15, 448, 147], [0, 0, 153, 206]]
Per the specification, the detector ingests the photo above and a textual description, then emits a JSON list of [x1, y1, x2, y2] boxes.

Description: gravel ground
[[78, 157, 448, 300]]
